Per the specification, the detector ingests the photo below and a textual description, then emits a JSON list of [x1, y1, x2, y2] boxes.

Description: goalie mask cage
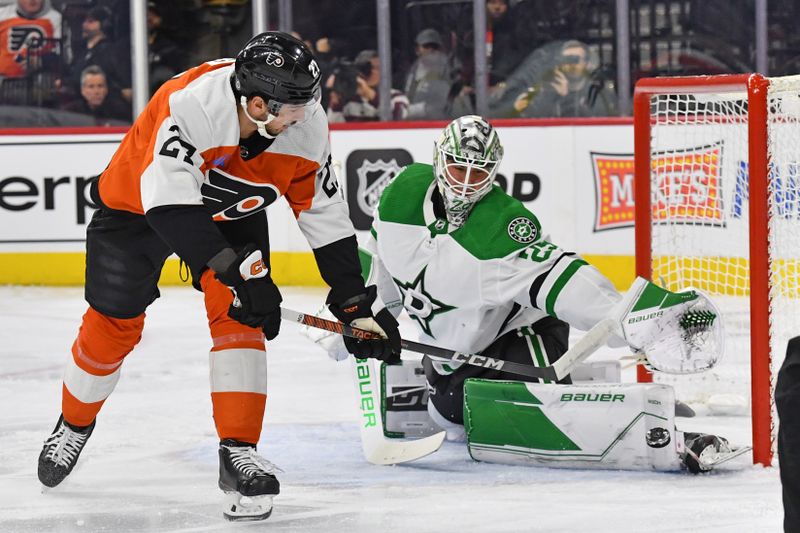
[[634, 74, 800, 467]]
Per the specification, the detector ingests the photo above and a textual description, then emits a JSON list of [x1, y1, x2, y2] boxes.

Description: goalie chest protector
[[464, 380, 682, 471]]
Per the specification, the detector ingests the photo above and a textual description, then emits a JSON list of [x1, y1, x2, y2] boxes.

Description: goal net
[[633, 74, 800, 465]]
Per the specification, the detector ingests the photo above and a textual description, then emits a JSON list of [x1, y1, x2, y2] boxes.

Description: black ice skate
[[218, 439, 281, 521], [38, 415, 95, 488], [681, 432, 751, 473]]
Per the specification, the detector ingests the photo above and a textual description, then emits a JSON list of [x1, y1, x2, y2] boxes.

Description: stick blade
[[362, 431, 446, 465]]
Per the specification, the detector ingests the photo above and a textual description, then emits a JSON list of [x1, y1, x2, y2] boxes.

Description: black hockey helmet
[[234, 31, 321, 105]]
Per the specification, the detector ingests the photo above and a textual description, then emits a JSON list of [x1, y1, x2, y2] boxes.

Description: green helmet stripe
[[449, 123, 461, 156]]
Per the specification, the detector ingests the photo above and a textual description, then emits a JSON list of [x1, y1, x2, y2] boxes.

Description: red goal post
[[633, 74, 800, 466]]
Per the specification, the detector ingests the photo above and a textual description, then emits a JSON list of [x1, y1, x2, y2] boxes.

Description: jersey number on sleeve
[[519, 242, 558, 262], [158, 125, 197, 164], [318, 155, 338, 198]]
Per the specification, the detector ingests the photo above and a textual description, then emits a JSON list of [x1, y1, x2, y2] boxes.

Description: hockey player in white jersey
[[313, 115, 743, 473], [36, 33, 401, 522]]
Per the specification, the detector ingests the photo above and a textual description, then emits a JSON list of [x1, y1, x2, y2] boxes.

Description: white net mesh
[[646, 77, 800, 429], [765, 76, 800, 374]]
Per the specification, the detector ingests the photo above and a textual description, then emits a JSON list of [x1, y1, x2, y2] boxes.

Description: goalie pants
[[61, 204, 271, 444], [423, 316, 571, 424], [777, 336, 800, 532]]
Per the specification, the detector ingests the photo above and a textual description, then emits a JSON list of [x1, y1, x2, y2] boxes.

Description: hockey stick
[[277, 309, 445, 464], [350, 355, 445, 465], [281, 307, 617, 382]]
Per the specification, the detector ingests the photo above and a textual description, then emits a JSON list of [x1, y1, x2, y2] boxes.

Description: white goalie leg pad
[[569, 361, 622, 383], [427, 401, 465, 442], [465, 380, 681, 471]]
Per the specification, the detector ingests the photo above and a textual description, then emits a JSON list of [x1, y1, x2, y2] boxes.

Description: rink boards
[[0, 119, 636, 288]]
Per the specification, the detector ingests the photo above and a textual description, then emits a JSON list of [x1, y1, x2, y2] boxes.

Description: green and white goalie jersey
[[362, 163, 621, 355]]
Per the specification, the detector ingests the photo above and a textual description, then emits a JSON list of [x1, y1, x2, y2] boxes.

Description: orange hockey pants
[[61, 269, 267, 444]]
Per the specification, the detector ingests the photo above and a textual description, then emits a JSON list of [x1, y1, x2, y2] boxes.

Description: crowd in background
[[0, 0, 798, 127]]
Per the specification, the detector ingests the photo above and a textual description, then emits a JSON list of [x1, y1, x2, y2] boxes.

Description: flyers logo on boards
[[346, 149, 413, 230], [201, 168, 279, 221], [591, 152, 635, 231]]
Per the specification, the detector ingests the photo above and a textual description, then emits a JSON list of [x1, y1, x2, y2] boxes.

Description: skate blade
[[700, 445, 752, 469], [222, 491, 274, 522]]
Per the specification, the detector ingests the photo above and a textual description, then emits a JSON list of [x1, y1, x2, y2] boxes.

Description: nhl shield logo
[[345, 149, 413, 230], [355, 159, 404, 218]]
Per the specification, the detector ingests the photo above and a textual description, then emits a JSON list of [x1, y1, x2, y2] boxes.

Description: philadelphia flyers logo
[[201, 168, 279, 221], [9, 26, 46, 52], [264, 51, 284, 67]]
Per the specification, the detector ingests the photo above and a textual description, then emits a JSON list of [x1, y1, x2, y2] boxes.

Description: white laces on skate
[[225, 446, 283, 477], [43, 424, 89, 467]]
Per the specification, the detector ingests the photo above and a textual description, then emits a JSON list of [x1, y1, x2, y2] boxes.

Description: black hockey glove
[[329, 286, 402, 364], [214, 244, 282, 340]]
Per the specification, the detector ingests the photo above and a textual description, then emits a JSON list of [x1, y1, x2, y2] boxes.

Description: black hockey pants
[[777, 336, 800, 533], [422, 316, 571, 425]]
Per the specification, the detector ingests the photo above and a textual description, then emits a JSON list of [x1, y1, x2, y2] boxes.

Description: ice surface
[[0, 287, 782, 532]]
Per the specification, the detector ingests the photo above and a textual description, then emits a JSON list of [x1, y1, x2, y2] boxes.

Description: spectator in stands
[[447, 0, 530, 117], [314, 36, 345, 107], [485, 0, 527, 87], [326, 50, 408, 122], [147, 1, 182, 95], [493, 39, 616, 118], [65, 6, 131, 103], [0, 0, 61, 79], [63, 65, 130, 125], [404, 28, 453, 120]]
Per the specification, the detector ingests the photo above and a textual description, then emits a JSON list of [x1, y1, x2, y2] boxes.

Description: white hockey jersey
[[363, 163, 621, 355]]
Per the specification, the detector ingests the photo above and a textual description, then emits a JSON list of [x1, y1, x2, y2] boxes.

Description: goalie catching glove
[[213, 244, 283, 340], [329, 286, 402, 363], [617, 277, 724, 374]]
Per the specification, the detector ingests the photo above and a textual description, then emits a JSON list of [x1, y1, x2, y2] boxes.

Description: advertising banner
[[0, 134, 119, 252], [0, 123, 637, 285]]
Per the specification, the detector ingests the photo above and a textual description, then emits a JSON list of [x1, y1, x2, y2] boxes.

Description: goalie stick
[[350, 355, 445, 465], [276, 310, 445, 465], [281, 307, 618, 382]]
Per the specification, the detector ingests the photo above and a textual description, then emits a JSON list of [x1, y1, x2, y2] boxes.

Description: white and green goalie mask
[[433, 115, 504, 227]]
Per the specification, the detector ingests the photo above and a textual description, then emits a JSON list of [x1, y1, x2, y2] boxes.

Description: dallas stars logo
[[393, 266, 455, 338], [507, 217, 537, 243]]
